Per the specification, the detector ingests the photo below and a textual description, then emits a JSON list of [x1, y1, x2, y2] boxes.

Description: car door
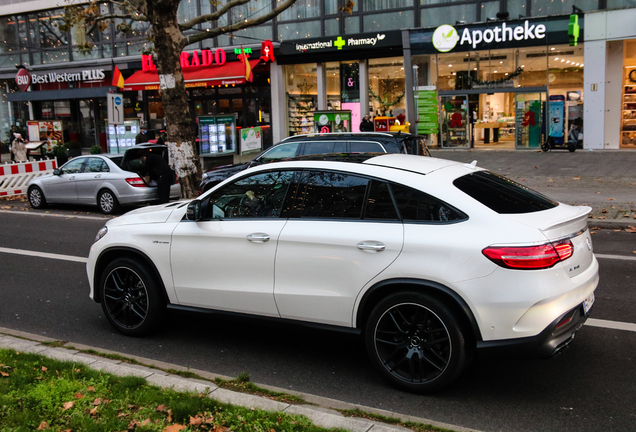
[[274, 171, 404, 327], [43, 157, 85, 203], [170, 169, 295, 316], [76, 157, 110, 204]]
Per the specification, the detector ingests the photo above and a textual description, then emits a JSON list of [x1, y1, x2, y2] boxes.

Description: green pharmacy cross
[[335, 37, 346, 50]]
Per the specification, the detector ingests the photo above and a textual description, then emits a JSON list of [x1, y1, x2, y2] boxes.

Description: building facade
[[0, 0, 635, 162]]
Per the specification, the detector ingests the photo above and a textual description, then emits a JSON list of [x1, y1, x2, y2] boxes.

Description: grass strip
[[0, 348, 345, 432]]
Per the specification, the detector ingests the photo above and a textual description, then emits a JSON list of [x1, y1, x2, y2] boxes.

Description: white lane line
[[0, 209, 109, 221], [0, 247, 87, 263], [595, 253, 636, 261], [586, 318, 636, 333]]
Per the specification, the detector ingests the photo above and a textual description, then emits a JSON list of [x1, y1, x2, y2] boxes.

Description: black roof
[[280, 132, 423, 142], [277, 152, 381, 164]]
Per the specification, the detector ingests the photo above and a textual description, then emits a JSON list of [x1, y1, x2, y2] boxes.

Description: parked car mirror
[[186, 200, 202, 221], [53, 168, 61, 176]]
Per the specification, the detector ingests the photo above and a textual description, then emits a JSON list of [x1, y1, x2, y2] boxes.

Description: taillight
[[125, 177, 147, 187], [482, 239, 574, 270]]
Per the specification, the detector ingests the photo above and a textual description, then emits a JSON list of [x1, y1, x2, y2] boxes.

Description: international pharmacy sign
[[411, 15, 583, 55], [278, 30, 402, 55]]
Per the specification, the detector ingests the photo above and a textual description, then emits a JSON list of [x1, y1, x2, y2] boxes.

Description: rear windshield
[[453, 171, 558, 214]]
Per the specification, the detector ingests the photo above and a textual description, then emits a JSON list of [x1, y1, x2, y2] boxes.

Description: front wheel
[[28, 186, 47, 209], [365, 292, 468, 393], [99, 258, 165, 336], [568, 144, 576, 152], [541, 142, 551, 152]]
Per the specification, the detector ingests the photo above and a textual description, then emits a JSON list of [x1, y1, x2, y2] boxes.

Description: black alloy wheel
[[98, 189, 119, 214], [365, 292, 467, 393], [28, 186, 47, 209], [100, 258, 165, 336]]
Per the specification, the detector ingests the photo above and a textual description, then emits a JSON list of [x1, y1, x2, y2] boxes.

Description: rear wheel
[[541, 141, 551, 152], [98, 189, 119, 214], [99, 258, 165, 336], [28, 186, 47, 209], [568, 144, 576, 152], [365, 292, 468, 393]]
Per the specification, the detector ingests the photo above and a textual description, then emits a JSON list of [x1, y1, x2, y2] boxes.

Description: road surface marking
[[0, 209, 109, 221], [595, 253, 636, 261], [586, 318, 636, 332], [0, 247, 87, 263]]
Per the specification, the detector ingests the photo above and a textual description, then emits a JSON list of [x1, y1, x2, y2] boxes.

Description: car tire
[[99, 257, 166, 336], [98, 189, 119, 214], [568, 144, 576, 152], [365, 291, 468, 393], [28, 186, 47, 209], [541, 142, 551, 152]]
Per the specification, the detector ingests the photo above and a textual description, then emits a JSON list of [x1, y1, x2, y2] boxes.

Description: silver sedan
[[27, 154, 180, 214]]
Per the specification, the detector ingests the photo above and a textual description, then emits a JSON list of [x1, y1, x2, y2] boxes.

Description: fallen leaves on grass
[[162, 425, 186, 432], [37, 421, 49, 430], [61, 401, 74, 411]]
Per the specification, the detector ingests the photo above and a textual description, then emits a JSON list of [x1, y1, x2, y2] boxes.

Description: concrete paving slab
[[90, 360, 154, 378], [145, 374, 215, 394], [38, 347, 81, 363], [284, 405, 374, 432], [0, 336, 49, 354], [210, 387, 289, 412]]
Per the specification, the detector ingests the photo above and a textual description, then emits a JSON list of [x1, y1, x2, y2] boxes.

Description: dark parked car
[[199, 132, 430, 193]]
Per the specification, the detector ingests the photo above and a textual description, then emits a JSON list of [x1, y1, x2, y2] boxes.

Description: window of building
[[285, 63, 318, 135], [480, 1, 500, 20], [278, 21, 322, 40], [363, 10, 414, 32], [530, 0, 599, 16], [421, 3, 476, 28], [362, 0, 414, 12], [279, 0, 322, 21], [345, 16, 360, 34], [368, 57, 405, 117], [325, 19, 340, 36]]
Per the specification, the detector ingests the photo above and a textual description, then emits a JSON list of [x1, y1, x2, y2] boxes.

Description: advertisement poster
[[106, 119, 140, 153], [241, 127, 262, 155], [416, 87, 439, 135], [549, 100, 565, 140], [26, 120, 63, 152], [198, 115, 236, 157]]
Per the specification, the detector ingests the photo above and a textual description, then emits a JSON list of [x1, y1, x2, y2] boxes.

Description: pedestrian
[[135, 125, 149, 144], [360, 115, 374, 132], [11, 133, 27, 162], [141, 150, 173, 204]]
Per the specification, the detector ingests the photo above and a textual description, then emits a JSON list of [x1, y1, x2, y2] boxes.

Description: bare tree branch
[[185, 0, 297, 44], [180, 0, 251, 31]]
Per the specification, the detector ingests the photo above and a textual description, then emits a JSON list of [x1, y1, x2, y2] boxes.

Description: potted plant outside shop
[[51, 145, 68, 165]]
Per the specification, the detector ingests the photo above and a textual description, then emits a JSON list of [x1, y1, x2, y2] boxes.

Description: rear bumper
[[476, 300, 593, 359]]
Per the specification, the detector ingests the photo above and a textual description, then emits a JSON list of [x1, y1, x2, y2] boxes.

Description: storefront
[[409, 15, 584, 150], [6, 64, 116, 151], [122, 41, 275, 169], [272, 30, 405, 142], [584, 8, 636, 150]]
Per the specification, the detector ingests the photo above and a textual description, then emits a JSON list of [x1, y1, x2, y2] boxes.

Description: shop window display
[[621, 40, 636, 147], [368, 58, 405, 119], [285, 64, 318, 136]]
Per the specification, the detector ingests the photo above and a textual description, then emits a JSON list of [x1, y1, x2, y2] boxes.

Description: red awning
[[123, 59, 261, 91]]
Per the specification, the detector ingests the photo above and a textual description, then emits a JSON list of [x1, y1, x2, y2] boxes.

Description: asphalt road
[[0, 206, 635, 432]]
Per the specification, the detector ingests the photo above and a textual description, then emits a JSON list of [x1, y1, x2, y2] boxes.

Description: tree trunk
[[144, 0, 201, 199]]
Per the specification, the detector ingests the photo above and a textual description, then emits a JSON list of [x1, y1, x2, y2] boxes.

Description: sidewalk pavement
[[0, 327, 479, 432], [430, 148, 636, 228]]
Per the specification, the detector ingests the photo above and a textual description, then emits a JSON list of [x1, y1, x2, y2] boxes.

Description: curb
[[0, 327, 481, 432]]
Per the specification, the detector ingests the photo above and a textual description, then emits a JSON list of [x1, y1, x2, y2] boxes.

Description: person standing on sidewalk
[[360, 115, 374, 132], [11, 133, 27, 162], [141, 151, 173, 204]]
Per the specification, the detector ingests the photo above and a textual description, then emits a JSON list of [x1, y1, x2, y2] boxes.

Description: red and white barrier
[[0, 159, 57, 197]]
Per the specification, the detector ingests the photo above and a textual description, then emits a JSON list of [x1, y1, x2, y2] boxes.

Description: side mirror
[[53, 168, 61, 176], [186, 199, 202, 221]]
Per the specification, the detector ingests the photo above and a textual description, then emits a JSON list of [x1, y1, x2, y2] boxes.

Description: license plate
[[583, 293, 595, 314]]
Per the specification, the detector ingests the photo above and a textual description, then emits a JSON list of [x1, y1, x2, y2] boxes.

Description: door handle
[[94, 174, 101, 179], [68, 176, 75, 180], [246, 233, 270, 243], [357, 241, 386, 253]]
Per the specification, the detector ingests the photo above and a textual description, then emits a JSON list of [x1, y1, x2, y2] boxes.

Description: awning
[[123, 59, 261, 91]]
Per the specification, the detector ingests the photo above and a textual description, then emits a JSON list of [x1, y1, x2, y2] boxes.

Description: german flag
[[241, 46, 253, 83], [112, 65, 124, 88]]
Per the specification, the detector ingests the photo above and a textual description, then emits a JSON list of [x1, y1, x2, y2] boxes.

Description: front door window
[[441, 95, 470, 148]]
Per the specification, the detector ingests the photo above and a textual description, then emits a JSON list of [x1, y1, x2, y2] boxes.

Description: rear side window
[[379, 140, 403, 154], [365, 180, 399, 220], [391, 183, 467, 222], [349, 141, 385, 153], [300, 141, 345, 155], [295, 170, 368, 219], [453, 171, 558, 214], [260, 143, 300, 162]]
